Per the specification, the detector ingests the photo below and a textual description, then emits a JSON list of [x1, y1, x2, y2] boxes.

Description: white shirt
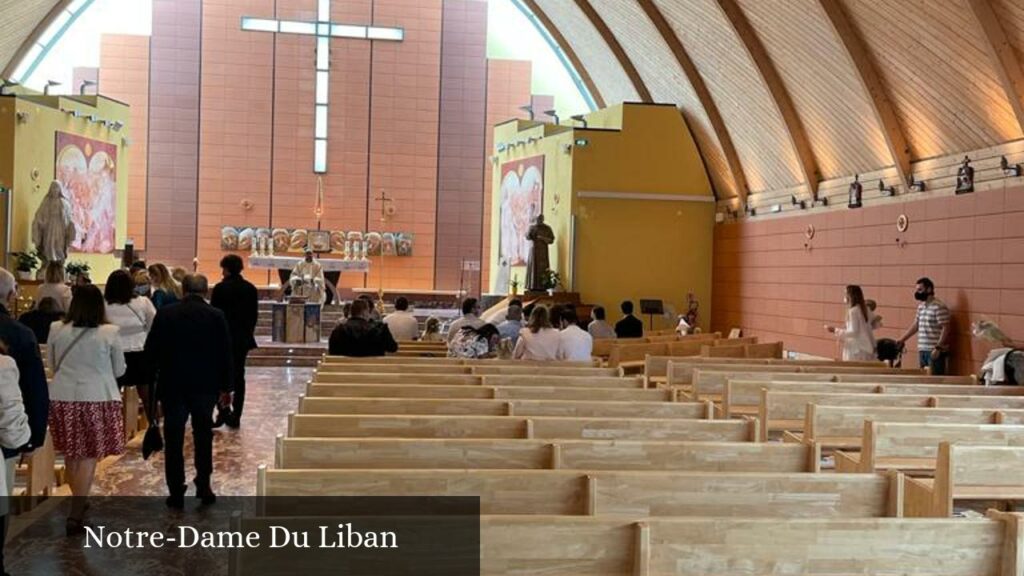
[[36, 282, 72, 312], [447, 314, 485, 342], [513, 327, 561, 361], [383, 310, 420, 342], [587, 320, 616, 340], [836, 306, 876, 362], [0, 357, 29, 505], [557, 325, 593, 361], [106, 297, 157, 352], [48, 323, 126, 403]]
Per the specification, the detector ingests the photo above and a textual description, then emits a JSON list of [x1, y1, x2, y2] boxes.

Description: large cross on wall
[[241, 0, 405, 174]]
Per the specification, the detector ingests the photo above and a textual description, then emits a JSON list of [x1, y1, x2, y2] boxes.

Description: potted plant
[[510, 275, 519, 296], [65, 260, 91, 283], [11, 251, 39, 280], [541, 270, 561, 295]]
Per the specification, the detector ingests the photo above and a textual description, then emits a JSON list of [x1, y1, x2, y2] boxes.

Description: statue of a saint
[[956, 156, 974, 194], [31, 180, 77, 266], [525, 214, 555, 292]]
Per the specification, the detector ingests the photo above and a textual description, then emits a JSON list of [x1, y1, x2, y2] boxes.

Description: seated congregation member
[[447, 298, 485, 342], [329, 299, 398, 357], [587, 306, 616, 339], [47, 284, 126, 534], [145, 274, 233, 508], [825, 285, 876, 362], [37, 261, 72, 313], [496, 303, 524, 347], [210, 255, 259, 429], [0, 345, 29, 575], [615, 300, 644, 339], [555, 304, 593, 362], [513, 306, 560, 361], [148, 263, 181, 310], [358, 294, 383, 322], [105, 270, 157, 425], [383, 297, 419, 341], [18, 296, 63, 344], [449, 324, 501, 359], [0, 269, 48, 500], [421, 317, 443, 342], [897, 277, 952, 375]]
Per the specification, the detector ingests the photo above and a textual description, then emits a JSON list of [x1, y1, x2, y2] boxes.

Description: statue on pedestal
[[31, 180, 77, 268], [525, 214, 554, 292]]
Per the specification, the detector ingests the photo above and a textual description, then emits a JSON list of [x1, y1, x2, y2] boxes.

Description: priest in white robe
[[289, 249, 326, 304]]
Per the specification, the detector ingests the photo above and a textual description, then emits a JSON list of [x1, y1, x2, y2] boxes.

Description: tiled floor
[[93, 367, 314, 497]]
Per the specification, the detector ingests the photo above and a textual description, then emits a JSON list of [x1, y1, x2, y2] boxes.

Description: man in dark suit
[[329, 299, 398, 357], [210, 255, 258, 428], [0, 269, 49, 490], [145, 274, 232, 508], [614, 300, 644, 339]]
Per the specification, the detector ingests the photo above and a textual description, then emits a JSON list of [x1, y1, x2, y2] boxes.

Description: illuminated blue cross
[[242, 0, 404, 173]]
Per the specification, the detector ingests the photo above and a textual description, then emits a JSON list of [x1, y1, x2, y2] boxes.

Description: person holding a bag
[[47, 285, 126, 536], [104, 270, 157, 425]]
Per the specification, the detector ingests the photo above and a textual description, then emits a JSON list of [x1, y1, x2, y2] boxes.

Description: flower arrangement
[[65, 260, 91, 279]]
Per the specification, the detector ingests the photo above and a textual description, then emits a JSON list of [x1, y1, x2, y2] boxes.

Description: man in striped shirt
[[898, 277, 952, 375]]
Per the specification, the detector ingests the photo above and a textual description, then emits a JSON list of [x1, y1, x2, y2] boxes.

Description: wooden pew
[[644, 352, 882, 388], [605, 334, 724, 369], [312, 372, 642, 388], [905, 443, 1024, 517], [835, 422, 1024, 474], [691, 368, 975, 401], [232, 514, 1021, 576], [322, 356, 600, 367], [298, 396, 712, 419], [315, 363, 621, 377], [286, 414, 757, 442], [258, 467, 897, 517], [666, 358, 915, 388], [274, 438, 812, 471], [305, 382, 674, 402], [803, 405, 1024, 452]]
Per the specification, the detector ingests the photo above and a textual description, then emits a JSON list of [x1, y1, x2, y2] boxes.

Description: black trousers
[[231, 348, 250, 420], [162, 393, 217, 494]]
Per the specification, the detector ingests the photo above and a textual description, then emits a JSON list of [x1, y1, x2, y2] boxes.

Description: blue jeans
[[919, 350, 948, 376]]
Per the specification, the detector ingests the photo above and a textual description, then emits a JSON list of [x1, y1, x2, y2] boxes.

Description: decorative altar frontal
[[248, 256, 370, 273]]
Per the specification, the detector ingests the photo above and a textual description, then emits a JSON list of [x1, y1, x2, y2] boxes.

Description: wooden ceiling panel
[[842, 0, 1023, 159], [532, 0, 640, 106], [993, 0, 1024, 61], [0, 0, 61, 77], [736, 0, 891, 180], [588, 0, 735, 198], [653, 0, 803, 193]]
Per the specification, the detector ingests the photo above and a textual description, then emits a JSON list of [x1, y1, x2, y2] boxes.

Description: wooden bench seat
[[905, 443, 1024, 517], [257, 467, 896, 517], [305, 382, 674, 402], [315, 363, 622, 377], [691, 369, 979, 400], [275, 438, 810, 471], [286, 414, 756, 442], [231, 514, 1020, 576], [298, 396, 711, 419], [665, 358, 906, 387], [322, 356, 599, 367], [835, 422, 1024, 474], [312, 372, 642, 388]]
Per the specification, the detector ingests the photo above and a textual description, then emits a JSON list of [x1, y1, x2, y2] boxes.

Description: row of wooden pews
[[238, 353, 1024, 575]]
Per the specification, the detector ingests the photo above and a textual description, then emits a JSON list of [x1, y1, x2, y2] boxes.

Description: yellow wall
[[488, 103, 715, 332], [0, 94, 129, 282]]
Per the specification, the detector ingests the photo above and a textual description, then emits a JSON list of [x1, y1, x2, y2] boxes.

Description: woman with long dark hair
[[825, 284, 876, 361], [105, 269, 156, 425], [512, 306, 560, 361]]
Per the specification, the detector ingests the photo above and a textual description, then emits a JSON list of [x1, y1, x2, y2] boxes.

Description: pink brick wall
[[712, 185, 1024, 374]]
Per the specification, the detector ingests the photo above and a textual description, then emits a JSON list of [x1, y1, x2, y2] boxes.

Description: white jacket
[[836, 306, 876, 361], [0, 356, 31, 503], [48, 323, 126, 403]]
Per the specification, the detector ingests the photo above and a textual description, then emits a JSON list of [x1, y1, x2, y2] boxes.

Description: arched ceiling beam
[[818, 0, 911, 189], [521, 0, 607, 109], [715, 0, 821, 200], [573, 0, 652, 103], [966, 0, 1024, 136], [636, 0, 748, 203]]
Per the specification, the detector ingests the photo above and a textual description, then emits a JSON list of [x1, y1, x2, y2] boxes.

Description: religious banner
[[55, 132, 117, 253], [499, 155, 544, 266]]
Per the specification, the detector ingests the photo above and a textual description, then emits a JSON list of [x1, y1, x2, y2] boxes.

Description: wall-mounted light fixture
[[496, 143, 507, 153], [1000, 155, 1021, 177], [813, 196, 829, 207], [15, 111, 29, 124], [79, 79, 96, 95], [43, 80, 61, 95], [570, 114, 588, 129], [878, 179, 895, 197], [908, 175, 926, 192], [543, 109, 559, 124], [109, 120, 124, 132], [573, 138, 589, 148], [790, 195, 806, 209], [769, 204, 783, 214], [527, 136, 539, 144], [0, 79, 18, 96], [518, 104, 534, 121], [561, 143, 572, 155]]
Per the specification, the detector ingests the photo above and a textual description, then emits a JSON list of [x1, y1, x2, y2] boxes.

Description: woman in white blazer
[[0, 348, 30, 574], [47, 284, 126, 535], [825, 285, 877, 362]]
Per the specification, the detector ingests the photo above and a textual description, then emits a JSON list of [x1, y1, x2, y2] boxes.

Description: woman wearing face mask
[[132, 270, 152, 298], [825, 285, 876, 361]]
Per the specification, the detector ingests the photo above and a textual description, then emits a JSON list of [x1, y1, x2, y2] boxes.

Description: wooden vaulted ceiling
[[5, 0, 1024, 203], [529, 0, 1024, 203]]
